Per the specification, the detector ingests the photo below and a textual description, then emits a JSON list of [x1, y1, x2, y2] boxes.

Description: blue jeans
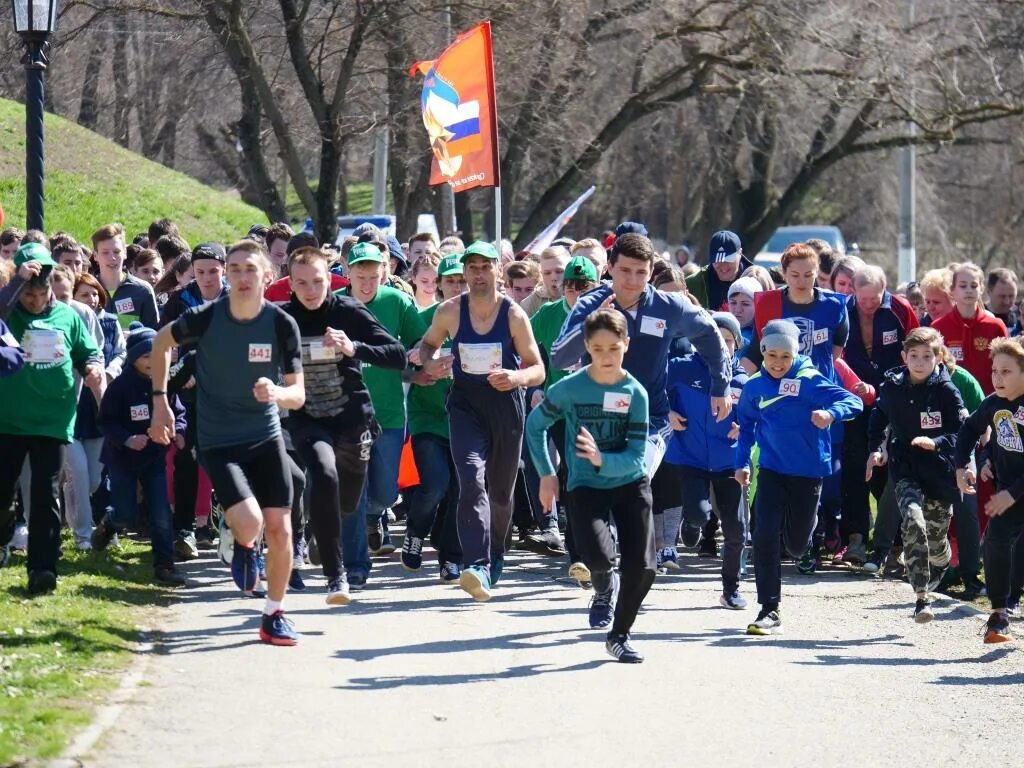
[[108, 460, 174, 570], [406, 432, 462, 564], [345, 427, 404, 576]]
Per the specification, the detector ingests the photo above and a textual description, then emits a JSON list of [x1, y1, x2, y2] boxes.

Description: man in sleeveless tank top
[[418, 241, 545, 602]]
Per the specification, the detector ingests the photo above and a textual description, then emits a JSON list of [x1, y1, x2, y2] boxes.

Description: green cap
[[438, 254, 464, 277], [347, 241, 384, 266], [14, 242, 56, 270], [459, 240, 499, 263], [564, 255, 598, 283]]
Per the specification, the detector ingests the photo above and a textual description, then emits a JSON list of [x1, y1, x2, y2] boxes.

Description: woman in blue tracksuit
[[735, 320, 863, 635], [663, 312, 749, 608]]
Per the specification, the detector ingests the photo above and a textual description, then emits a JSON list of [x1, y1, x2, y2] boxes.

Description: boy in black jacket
[[956, 337, 1024, 644], [93, 323, 187, 586], [867, 328, 965, 623]]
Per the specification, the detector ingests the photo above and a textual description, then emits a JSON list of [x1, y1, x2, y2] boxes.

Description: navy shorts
[[199, 434, 292, 511]]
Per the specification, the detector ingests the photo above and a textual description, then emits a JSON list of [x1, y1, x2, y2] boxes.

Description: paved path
[[86, 543, 1022, 768]]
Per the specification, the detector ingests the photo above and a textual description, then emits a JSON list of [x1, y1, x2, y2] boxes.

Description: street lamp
[[12, 0, 59, 232]]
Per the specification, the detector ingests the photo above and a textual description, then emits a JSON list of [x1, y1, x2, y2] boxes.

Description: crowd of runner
[[1, 217, 1023, 661]]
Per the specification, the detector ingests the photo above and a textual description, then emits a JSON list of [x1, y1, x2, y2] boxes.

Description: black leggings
[[753, 469, 822, 609], [567, 478, 656, 635], [290, 418, 376, 582], [984, 498, 1024, 610]]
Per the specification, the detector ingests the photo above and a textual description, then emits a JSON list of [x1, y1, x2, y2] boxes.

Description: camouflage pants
[[896, 479, 952, 593]]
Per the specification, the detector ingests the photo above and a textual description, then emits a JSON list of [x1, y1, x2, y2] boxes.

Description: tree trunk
[[77, 43, 104, 129], [112, 32, 131, 148]]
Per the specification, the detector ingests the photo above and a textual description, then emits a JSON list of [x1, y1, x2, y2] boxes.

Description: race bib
[[812, 328, 829, 345], [920, 411, 942, 429], [438, 347, 453, 358], [882, 330, 898, 346], [948, 344, 964, 361], [1014, 406, 1024, 426], [458, 342, 502, 374], [603, 392, 632, 413], [22, 329, 64, 364], [640, 315, 666, 338], [779, 378, 801, 397], [309, 342, 335, 362], [248, 343, 272, 363], [130, 404, 150, 422], [114, 297, 135, 315]]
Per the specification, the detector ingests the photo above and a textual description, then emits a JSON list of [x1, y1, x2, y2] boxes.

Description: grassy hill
[[0, 98, 266, 245]]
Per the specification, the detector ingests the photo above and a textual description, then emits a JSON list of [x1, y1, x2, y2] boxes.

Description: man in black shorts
[[149, 240, 306, 646]]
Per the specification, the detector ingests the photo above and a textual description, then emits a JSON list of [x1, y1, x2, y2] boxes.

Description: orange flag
[[410, 21, 500, 191]]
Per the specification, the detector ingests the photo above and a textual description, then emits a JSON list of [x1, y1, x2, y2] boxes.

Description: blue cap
[[709, 230, 742, 264], [614, 221, 648, 238]]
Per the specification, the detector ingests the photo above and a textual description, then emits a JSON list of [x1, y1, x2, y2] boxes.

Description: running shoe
[[720, 591, 747, 610], [588, 572, 619, 629], [401, 534, 424, 571], [797, 545, 817, 575], [914, 598, 933, 624], [605, 632, 643, 663], [347, 572, 367, 591], [326, 575, 351, 606], [680, 522, 703, 549], [961, 574, 987, 601], [490, 554, 505, 586], [698, 535, 719, 558], [231, 542, 259, 593], [259, 611, 299, 646], [288, 568, 306, 591], [439, 562, 461, 583], [984, 612, 1012, 644], [27, 569, 57, 595], [746, 607, 782, 635], [175, 531, 199, 562], [367, 520, 383, 553], [862, 550, 885, 575], [1006, 602, 1020, 620], [307, 535, 321, 566], [660, 547, 681, 571], [10, 523, 27, 552], [831, 545, 847, 565], [195, 525, 217, 551], [843, 535, 867, 566], [90, 519, 118, 552], [568, 561, 592, 586], [75, 536, 93, 552], [218, 516, 234, 566], [460, 565, 492, 602], [154, 566, 186, 587]]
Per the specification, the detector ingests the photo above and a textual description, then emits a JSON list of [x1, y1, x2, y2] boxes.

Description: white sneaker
[[746, 608, 782, 635], [75, 537, 93, 552], [10, 523, 28, 552], [218, 517, 234, 566], [568, 561, 591, 585]]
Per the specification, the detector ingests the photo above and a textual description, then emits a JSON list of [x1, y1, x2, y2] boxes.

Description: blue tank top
[[452, 294, 520, 388]]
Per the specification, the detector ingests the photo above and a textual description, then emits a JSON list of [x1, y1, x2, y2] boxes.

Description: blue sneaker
[[460, 565, 492, 601], [719, 590, 747, 610], [256, 549, 267, 581], [231, 543, 259, 593], [288, 568, 306, 591], [348, 571, 368, 591], [660, 547, 681, 571], [588, 571, 619, 628], [401, 534, 423, 571], [490, 554, 505, 586], [259, 610, 299, 646], [439, 562, 461, 583]]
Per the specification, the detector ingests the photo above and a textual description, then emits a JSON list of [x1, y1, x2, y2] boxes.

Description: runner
[[281, 245, 406, 605], [149, 240, 306, 646], [551, 232, 732, 476], [526, 308, 652, 662], [91, 223, 159, 329], [418, 241, 545, 601]]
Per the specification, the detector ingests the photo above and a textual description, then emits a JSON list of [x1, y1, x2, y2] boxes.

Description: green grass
[[0, 533, 173, 765], [0, 98, 267, 245]]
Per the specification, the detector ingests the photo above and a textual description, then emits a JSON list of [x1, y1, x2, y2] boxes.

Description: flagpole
[[494, 186, 502, 249]]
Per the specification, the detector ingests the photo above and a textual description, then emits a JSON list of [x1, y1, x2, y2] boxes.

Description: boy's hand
[[125, 435, 149, 451], [734, 467, 751, 487], [252, 377, 277, 404], [851, 381, 871, 397], [980, 459, 994, 483], [575, 426, 602, 468], [910, 436, 936, 451], [811, 410, 834, 429], [323, 328, 355, 357], [711, 395, 732, 422], [865, 451, 886, 481], [668, 410, 687, 431], [985, 490, 1015, 518], [487, 369, 520, 392], [956, 467, 976, 495], [727, 422, 740, 441], [539, 475, 559, 512]]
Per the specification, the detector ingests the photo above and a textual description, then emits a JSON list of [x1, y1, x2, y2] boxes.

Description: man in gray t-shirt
[[149, 241, 306, 647]]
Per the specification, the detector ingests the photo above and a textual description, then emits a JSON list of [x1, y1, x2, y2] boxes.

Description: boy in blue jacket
[[735, 320, 862, 635], [663, 312, 749, 609], [866, 327, 964, 623], [94, 323, 186, 586]]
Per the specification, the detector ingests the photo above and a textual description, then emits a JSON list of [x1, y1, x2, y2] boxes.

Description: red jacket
[[264, 273, 349, 302], [930, 306, 1007, 394]]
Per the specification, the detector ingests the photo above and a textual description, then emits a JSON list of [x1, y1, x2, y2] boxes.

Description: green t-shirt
[[337, 285, 425, 430], [951, 365, 985, 413], [407, 303, 452, 439], [0, 300, 101, 442], [530, 297, 575, 391], [526, 367, 649, 491]]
